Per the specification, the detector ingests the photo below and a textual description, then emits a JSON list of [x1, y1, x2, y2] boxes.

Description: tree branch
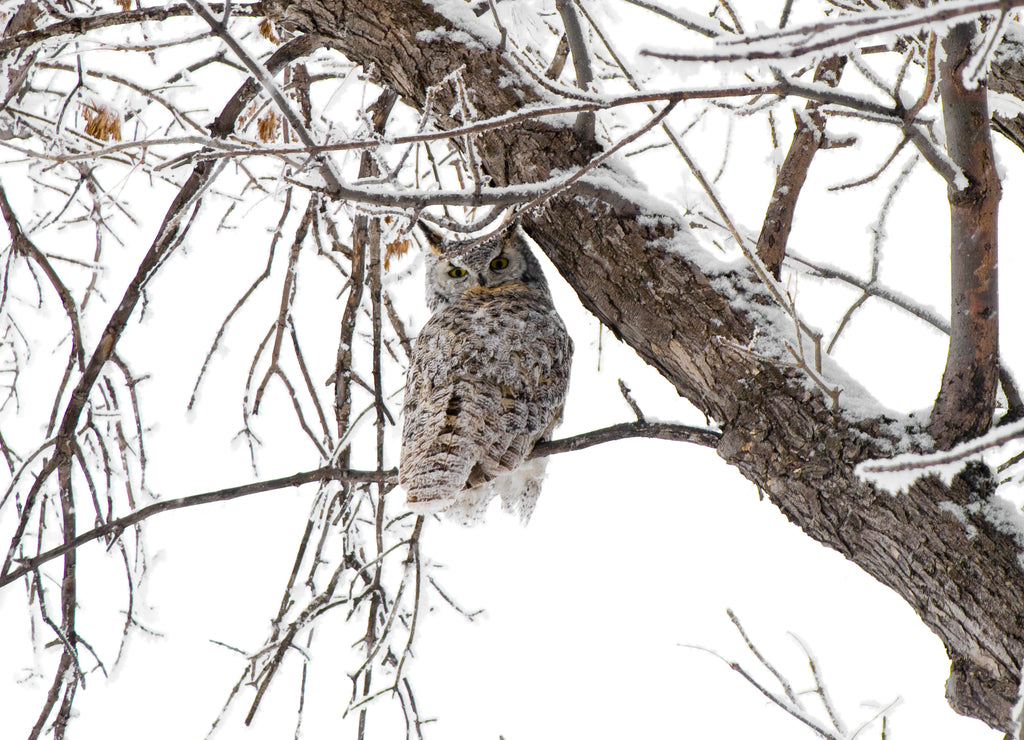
[[0, 467, 391, 589], [0, 183, 85, 369], [756, 56, 846, 278], [0, 419, 718, 589], [0, 2, 263, 55], [929, 21, 1002, 448], [555, 0, 595, 142], [641, 0, 1016, 62], [532, 420, 720, 457]]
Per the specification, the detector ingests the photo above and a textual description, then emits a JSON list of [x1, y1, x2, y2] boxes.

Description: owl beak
[[477, 274, 488, 287]]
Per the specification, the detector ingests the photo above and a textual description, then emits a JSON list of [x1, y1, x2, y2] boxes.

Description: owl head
[[420, 225, 550, 311]]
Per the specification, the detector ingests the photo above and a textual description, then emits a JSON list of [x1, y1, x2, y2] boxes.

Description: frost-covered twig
[[0, 4, 260, 55], [790, 252, 949, 338], [0, 185, 85, 370], [7, 79, 941, 176], [642, 0, 1019, 62], [686, 611, 899, 740], [856, 418, 1024, 487], [618, 0, 722, 38], [188, 193, 293, 410], [184, 0, 345, 194], [820, 154, 918, 350], [790, 632, 847, 736]]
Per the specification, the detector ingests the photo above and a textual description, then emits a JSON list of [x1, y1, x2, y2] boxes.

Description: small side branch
[[0, 184, 85, 369], [756, 56, 846, 278], [531, 420, 721, 457]]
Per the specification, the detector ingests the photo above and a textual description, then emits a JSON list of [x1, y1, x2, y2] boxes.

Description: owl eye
[[448, 266, 468, 278], [489, 256, 510, 271]]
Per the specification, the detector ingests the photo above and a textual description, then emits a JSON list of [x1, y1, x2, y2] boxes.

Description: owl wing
[[399, 288, 572, 513]]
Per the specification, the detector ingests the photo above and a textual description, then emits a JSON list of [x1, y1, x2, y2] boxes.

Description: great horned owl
[[399, 227, 573, 523]]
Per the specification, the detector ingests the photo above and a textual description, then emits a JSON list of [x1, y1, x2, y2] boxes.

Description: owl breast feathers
[[399, 231, 572, 523]]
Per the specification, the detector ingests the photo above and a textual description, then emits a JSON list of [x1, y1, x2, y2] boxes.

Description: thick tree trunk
[[265, 2, 1024, 731]]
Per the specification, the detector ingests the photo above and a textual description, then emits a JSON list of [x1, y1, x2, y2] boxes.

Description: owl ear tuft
[[418, 222, 447, 255]]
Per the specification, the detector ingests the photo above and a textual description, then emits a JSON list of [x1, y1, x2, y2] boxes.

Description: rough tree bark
[[263, 1, 1024, 732]]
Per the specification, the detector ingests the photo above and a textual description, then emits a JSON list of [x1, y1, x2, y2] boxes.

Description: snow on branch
[[183, 0, 346, 194], [642, 0, 1020, 63], [856, 418, 1024, 493], [618, 0, 723, 38]]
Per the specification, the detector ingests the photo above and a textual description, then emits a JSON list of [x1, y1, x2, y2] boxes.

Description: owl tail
[[496, 457, 546, 523], [399, 457, 472, 514]]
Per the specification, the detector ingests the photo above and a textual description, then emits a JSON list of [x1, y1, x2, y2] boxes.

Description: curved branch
[[0, 185, 85, 369]]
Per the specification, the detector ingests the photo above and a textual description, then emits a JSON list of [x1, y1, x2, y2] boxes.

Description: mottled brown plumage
[[399, 228, 572, 522]]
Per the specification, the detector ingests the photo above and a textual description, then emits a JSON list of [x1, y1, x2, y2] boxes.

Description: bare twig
[[0, 467, 391, 590], [531, 420, 721, 457], [617, 380, 646, 422], [0, 184, 85, 369], [642, 1, 1017, 62]]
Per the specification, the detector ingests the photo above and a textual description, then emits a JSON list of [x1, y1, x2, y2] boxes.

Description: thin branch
[[790, 254, 950, 334], [531, 420, 721, 457], [790, 633, 847, 735], [0, 467, 392, 589], [0, 3, 263, 54], [728, 609, 802, 708], [188, 192, 292, 410], [756, 56, 846, 278], [641, 0, 1018, 62], [857, 418, 1024, 477], [0, 184, 85, 369], [683, 643, 841, 740], [618, 0, 722, 38], [1, 416, 721, 589]]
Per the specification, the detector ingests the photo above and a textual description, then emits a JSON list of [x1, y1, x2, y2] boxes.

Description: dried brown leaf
[[259, 18, 280, 43], [257, 110, 279, 143], [82, 104, 122, 142], [384, 238, 411, 272]]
